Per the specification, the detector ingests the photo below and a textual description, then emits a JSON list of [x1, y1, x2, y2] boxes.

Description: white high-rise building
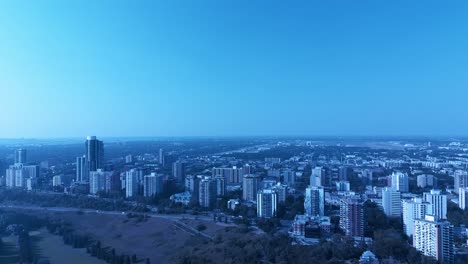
[[5, 168, 15, 187], [413, 215, 454, 264], [459, 187, 468, 210], [6, 165, 25, 188], [382, 187, 401, 217], [199, 177, 216, 208], [402, 197, 430, 237], [454, 170, 468, 194], [423, 190, 447, 220], [242, 174, 260, 202], [215, 175, 225, 197], [76, 155, 88, 182], [89, 169, 111, 194], [391, 172, 409, 193], [310, 167, 323, 187], [15, 149, 27, 164], [304, 186, 325, 217], [125, 169, 139, 198], [336, 181, 350, 192], [212, 166, 246, 184], [26, 178, 35, 191], [5, 164, 37, 189], [417, 174, 434, 188], [143, 173, 164, 197], [257, 189, 278, 218], [339, 196, 365, 237], [52, 175, 62, 186]]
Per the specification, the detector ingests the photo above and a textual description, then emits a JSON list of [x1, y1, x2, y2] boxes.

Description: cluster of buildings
[[172, 174, 224, 208], [5, 138, 468, 263], [73, 136, 168, 198], [2, 149, 39, 190]]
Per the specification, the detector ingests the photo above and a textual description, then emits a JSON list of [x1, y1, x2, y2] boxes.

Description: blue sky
[[0, 1, 467, 138]]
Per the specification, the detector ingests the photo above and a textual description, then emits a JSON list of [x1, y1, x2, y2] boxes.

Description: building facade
[[382, 187, 402, 217], [257, 189, 278, 218], [413, 215, 454, 264], [304, 186, 325, 217], [242, 174, 260, 202], [339, 196, 365, 237]]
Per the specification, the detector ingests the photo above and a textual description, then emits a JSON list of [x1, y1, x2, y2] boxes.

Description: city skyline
[[1, 1, 468, 138]]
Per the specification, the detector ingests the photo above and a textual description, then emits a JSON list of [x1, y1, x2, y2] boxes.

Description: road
[[0, 204, 213, 222]]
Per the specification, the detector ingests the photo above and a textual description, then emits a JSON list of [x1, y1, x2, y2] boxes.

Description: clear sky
[[0, 1, 467, 138]]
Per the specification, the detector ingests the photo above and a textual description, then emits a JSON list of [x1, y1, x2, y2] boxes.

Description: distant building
[[459, 187, 468, 210], [15, 149, 27, 164], [185, 175, 201, 201], [362, 169, 374, 183], [159, 148, 165, 166], [339, 166, 348, 181], [454, 170, 468, 194], [267, 169, 281, 178], [52, 175, 62, 187], [402, 197, 430, 237], [257, 189, 277, 218], [304, 186, 324, 217], [264, 157, 281, 167], [144, 173, 164, 197], [85, 136, 104, 171], [76, 155, 88, 182], [291, 215, 331, 239], [5, 164, 38, 189], [212, 166, 246, 184], [382, 187, 401, 217], [172, 161, 185, 183], [417, 174, 435, 188], [340, 196, 364, 237], [310, 167, 323, 187], [22, 165, 39, 179], [282, 169, 296, 187], [242, 174, 260, 202], [413, 215, 454, 264], [336, 181, 350, 192], [423, 189, 447, 220], [199, 177, 216, 208], [215, 175, 226, 197], [125, 169, 139, 197], [89, 169, 112, 194], [391, 172, 409, 193], [125, 154, 133, 164], [26, 178, 35, 191], [272, 183, 288, 203]]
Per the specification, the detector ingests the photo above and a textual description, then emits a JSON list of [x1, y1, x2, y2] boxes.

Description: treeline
[[0, 211, 151, 264], [175, 203, 438, 264], [173, 227, 363, 264], [0, 189, 149, 212], [447, 201, 468, 226], [45, 218, 151, 264]]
